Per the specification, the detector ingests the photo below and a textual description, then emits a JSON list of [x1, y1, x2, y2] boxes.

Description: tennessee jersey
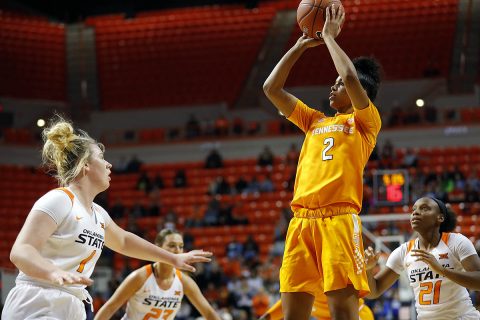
[[16, 187, 110, 299], [287, 99, 381, 213], [386, 233, 480, 320], [123, 265, 184, 320]]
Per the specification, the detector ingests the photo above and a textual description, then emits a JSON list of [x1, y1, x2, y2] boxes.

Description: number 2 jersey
[[122, 264, 184, 320], [16, 187, 110, 300], [287, 99, 381, 213], [386, 232, 480, 320]]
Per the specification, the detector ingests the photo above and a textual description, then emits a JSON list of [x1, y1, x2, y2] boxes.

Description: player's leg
[[325, 285, 359, 320], [319, 214, 369, 320], [279, 217, 321, 320], [282, 292, 315, 320]]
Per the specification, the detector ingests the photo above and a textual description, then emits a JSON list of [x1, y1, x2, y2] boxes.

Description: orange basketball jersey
[[287, 99, 381, 213]]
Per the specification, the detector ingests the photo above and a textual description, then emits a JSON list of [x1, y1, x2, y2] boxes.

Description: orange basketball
[[297, 0, 343, 39]]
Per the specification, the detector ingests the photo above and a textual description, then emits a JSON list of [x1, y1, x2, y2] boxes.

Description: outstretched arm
[[105, 220, 211, 272], [263, 36, 323, 117], [322, 5, 370, 110], [364, 247, 400, 299]]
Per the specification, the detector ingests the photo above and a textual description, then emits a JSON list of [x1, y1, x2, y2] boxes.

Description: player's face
[[410, 197, 443, 232], [161, 234, 184, 254], [329, 76, 352, 112], [87, 144, 112, 191]]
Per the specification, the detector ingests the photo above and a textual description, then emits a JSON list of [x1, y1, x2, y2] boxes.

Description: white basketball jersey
[[16, 188, 111, 298], [123, 264, 184, 320], [386, 233, 479, 320]]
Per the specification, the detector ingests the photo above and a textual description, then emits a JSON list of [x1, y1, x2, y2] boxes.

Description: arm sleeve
[[451, 233, 478, 261], [385, 245, 406, 275], [353, 100, 382, 147], [287, 99, 325, 133], [31, 189, 73, 225], [94, 204, 113, 228]]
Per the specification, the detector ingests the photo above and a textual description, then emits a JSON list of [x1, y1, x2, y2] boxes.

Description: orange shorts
[[279, 208, 369, 298], [263, 297, 373, 320]]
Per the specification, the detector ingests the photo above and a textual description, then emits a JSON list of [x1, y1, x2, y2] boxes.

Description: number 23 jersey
[[123, 264, 184, 320], [386, 232, 479, 320]]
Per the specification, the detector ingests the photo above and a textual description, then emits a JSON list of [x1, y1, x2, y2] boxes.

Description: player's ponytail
[[353, 57, 382, 102], [42, 114, 101, 186]]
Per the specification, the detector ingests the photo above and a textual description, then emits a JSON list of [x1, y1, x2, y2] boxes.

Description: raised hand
[[321, 4, 345, 40], [174, 250, 212, 272], [364, 246, 381, 271], [411, 249, 445, 275], [296, 34, 324, 49]]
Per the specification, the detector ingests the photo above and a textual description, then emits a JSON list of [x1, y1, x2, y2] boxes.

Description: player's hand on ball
[[321, 4, 344, 40], [364, 246, 380, 271], [296, 34, 324, 49], [174, 250, 212, 272], [49, 269, 93, 286]]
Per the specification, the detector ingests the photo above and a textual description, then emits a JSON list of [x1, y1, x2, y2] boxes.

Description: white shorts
[[1, 283, 86, 320]]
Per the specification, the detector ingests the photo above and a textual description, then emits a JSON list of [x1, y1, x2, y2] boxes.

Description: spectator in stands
[[285, 143, 300, 166], [244, 176, 261, 195], [233, 117, 245, 135], [234, 176, 249, 194], [204, 197, 220, 226], [401, 148, 418, 168], [215, 115, 229, 137], [185, 205, 204, 228], [209, 176, 231, 196], [226, 237, 244, 260], [252, 287, 270, 319], [259, 173, 275, 193], [263, 6, 382, 319], [152, 173, 165, 190], [2, 116, 211, 320], [186, 114, 201, 139], [126, 154, 142, 173], [136, 171, 152, 193], [231, 202, 249, 226], [95, 229, 220, 320], [258, 146, 275, 168], [243, 235, 260, 261], [247, 121, 261, 135], [174, 169, 187, 188], [164, 207, 178, 230], [205, 149, 224, 169]]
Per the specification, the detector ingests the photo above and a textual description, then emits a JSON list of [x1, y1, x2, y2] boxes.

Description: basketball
[[297, 0, 343, 39]]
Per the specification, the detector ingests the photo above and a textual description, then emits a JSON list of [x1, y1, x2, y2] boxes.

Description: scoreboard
[[373, 169, 409, 206]]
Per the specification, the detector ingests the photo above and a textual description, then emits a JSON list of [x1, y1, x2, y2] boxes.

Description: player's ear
[[438, 214, 445, 223]]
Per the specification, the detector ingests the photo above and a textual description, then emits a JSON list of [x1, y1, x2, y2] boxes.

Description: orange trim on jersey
[[145, 264, 153, 277], [55, 187, 74, 205], [175, 269, 182, 280], [441, 232, 450, 246], [406, 239, 415, 253]]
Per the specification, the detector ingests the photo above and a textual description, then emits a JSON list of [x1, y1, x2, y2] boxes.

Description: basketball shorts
[[2, 283, 86, 320], [279, 209, 370, 298]]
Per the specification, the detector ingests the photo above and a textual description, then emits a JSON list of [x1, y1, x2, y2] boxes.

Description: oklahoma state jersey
[[123, 265, 184, 320], [16, 188, 110, 298], [287, 99, 381, 213], [386, 233, 480, 320]]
